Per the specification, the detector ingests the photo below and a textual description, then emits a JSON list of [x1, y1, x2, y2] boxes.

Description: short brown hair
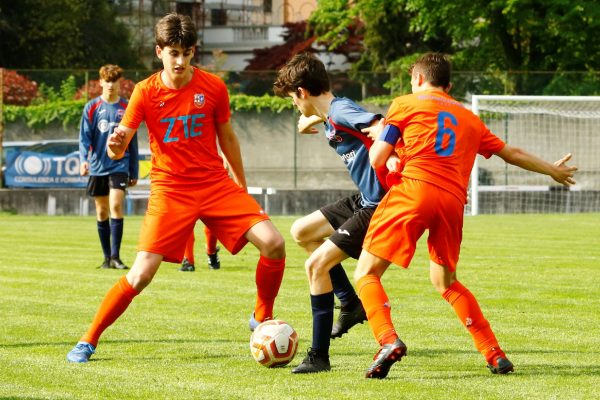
[[99, 64, 123, 82], [273, 52, 330, 97], [155, 13, 197, 49], [409, 53, 451, 89]]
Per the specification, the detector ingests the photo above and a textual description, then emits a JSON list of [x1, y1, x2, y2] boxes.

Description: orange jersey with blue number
[[121, 67, 230, 188], [385, 89, 505, 203]]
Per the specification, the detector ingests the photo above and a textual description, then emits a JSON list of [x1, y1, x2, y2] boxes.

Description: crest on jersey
[[194, 93, 205, 109], [117, 109, 125, 119]]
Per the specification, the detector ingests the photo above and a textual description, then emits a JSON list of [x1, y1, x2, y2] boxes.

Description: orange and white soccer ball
[[250, 319, 299, 368]]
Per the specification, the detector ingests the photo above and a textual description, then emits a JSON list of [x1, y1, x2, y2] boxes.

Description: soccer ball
[[250, 319, 299, 368]]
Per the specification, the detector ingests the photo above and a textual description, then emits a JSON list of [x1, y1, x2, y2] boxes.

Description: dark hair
[[155, 13, 197, 49], [409, 53, 451, 89], [99, 64, 123, 82], [273, 52, 330, 97]]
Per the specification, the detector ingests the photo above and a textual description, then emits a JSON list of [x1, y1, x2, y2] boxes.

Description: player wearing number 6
[[356, 52, 578, 378]]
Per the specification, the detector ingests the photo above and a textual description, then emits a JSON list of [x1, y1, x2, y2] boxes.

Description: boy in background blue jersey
[[274, 53, 397, 373], [79, 64, 139, 270]]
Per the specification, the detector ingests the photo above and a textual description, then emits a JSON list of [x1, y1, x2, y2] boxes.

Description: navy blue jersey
[[79, 96, 139, 178], [325, 97, 386, 207]]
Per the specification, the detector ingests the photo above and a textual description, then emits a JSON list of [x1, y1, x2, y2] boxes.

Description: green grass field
[[0, 214, 598, 399]]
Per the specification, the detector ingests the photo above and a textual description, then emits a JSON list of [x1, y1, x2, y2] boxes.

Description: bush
[[74, 78, 136, 100], [2, 69, 40, 106]]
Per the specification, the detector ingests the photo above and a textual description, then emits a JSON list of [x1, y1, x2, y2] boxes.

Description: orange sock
[[81, 276, 139, 347], [357, 274, 398, 345], [442, 281, 505, 363], [204, 226, 217, 255], [184, 232, 195, 265], [254, 255, 285, 322]]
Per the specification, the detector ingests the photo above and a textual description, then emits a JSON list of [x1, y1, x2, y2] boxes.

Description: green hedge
[[2, 94, 391, 129]]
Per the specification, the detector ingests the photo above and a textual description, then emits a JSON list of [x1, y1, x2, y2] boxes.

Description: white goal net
[[469, 95, 600, 215]]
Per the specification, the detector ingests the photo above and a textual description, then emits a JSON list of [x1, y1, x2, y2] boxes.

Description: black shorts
[[320, 193, 376, 259], [87, 173, 129, 197]]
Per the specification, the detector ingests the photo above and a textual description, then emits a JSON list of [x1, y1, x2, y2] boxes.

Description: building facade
[[113, 0, 320, 71]]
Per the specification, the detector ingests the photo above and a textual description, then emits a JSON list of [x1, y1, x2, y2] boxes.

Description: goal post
[[469, 95, 600, 215]]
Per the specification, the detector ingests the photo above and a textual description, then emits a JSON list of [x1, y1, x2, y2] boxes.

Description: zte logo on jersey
[[160, 113, 205, 143], [340, 150, 356, 163]]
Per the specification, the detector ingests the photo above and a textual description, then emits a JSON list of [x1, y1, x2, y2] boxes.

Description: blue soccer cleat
[[67, 341, 96, 363], [249, 313, 274, 331], [249, 313, 260, 331]]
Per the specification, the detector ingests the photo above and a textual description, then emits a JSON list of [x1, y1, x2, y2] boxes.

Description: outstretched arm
[[495, 145, 577, 186]]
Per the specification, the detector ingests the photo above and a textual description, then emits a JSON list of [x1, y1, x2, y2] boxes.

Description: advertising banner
[[4, 150, 87, 188]]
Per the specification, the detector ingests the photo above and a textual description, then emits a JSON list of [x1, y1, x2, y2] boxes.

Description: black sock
[[110, 218, 124, 258], [310, 291, 334, 354], [330, 263, 357, 307], [97, 219, 111, 259]]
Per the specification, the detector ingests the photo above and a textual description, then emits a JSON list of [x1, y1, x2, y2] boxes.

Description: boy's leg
[[94, 196, 111, 267], [292, 240, 348, 373], [355, 250, 407, 379], [204, 226, 220, 269], [108, 177, 128, 269], [67, 251, 163, 363], [180, 232, 196, 271], [325, 206, 374, 338], [204, 226, 218, 255], [430, 262, 513, 374], [245, 220, 286, 325]]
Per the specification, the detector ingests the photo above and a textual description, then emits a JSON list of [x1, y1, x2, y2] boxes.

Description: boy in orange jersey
[[67, 13, 286, 363], [355, 52, 577, 378]]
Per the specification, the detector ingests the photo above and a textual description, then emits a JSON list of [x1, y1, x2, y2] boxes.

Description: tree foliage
[[309, 0, 600, 94], [0, 0, 140, 69]]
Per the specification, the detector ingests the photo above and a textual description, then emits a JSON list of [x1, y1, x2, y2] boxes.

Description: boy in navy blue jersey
[[79, 64, 139, 270], [274, 53, 396, 373]]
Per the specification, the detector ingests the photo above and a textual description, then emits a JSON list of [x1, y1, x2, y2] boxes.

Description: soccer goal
[[468, 95, 600, 215]]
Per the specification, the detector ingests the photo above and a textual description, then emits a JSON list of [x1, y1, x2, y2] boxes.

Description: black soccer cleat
[[179, 258, 195, 272], [99, 258, 112, 269], [207, 246, 221, 270], [291, 348, 331, 374], [365, 338, 407, 379], [109, 257, 129, 270], [331, 298, 367, 339], [487, 356, 514, 374]]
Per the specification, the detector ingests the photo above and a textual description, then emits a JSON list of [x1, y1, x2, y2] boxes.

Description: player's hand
[[386, 154, 401, 173], [107, 127, 126, 159], [361, 118, 385, 141], [297, 114, 321, 134], [552, 153, 578, 186], [79, 161, 89, 176], [128, 178, 138, 187]]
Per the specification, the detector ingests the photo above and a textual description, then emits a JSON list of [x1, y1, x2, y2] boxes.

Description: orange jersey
[[385, 89, 505, 203], [121, 67, 230, 188]]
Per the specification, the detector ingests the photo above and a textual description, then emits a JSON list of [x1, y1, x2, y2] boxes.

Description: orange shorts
[[363, 178, 464, 271], [138, 178, 269, 263]]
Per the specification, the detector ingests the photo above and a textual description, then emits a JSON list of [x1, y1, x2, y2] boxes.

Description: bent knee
[[127, 271, 154, 292], [261, 234, 286, 259], [290, 219, 310, 245], [304, 257, 328, 279]]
